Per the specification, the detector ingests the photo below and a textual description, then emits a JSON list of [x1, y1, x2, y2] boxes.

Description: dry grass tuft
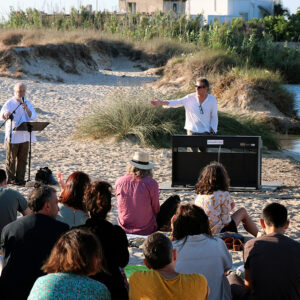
[[156, 48, 237, 90], [214, 68, 296, 118]]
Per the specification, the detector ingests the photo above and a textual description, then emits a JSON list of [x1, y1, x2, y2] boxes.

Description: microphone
[[22, 97, 25, 103]]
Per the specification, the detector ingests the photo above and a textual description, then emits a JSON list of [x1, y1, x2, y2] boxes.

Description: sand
[[0, 55, 299, 266]]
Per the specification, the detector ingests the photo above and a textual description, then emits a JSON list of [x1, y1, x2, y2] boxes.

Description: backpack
[[35, 167, 57, 185]]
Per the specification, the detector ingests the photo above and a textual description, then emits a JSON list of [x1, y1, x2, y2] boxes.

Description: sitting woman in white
[[171, 204, 232, 300]]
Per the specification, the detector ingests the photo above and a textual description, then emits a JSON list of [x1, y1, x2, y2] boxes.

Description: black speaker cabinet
[[172, 135, 262, 189]]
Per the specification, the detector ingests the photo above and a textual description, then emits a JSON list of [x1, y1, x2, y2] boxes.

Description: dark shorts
[[221, 219, 238, 233]]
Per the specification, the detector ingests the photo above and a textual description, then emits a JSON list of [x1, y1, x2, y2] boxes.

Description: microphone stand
[[0, 101, 23, 130], [0, 100, 23, 182]]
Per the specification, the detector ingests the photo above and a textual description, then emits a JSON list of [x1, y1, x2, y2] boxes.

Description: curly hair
[[171, 204, 211, 242], [84, 181, 112, 220], [195, 162, 230, 195], [60, 171, 90, 211], [42, 228, 105, 275]]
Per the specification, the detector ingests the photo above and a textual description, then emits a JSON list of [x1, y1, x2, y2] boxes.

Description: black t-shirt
[[0, 214, 69, 300], [244, 233, 300, 300], [80, 217, 129, 300]]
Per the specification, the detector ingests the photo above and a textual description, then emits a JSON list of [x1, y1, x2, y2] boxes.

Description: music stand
[[14, 122, 49, 183]]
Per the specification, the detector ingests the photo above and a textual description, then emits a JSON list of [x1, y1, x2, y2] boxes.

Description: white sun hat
[[129, 151, 155, 170]]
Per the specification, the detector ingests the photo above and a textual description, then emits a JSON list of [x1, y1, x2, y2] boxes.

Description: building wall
[[228, 0, 273, 19], [189, 0, 273, 23], [163, 1, 186, 15], [119, 0, 164, 14], [189, 0, 229, 16], [119, 0, 273, 20]]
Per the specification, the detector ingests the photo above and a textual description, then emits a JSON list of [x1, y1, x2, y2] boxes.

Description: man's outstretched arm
[[150, 98, 169, 106]]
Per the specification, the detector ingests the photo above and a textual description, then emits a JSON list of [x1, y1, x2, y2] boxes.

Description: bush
[[75, 89, 185, 148], [76, 89, 279, 149], [218, 112, 279, 149]]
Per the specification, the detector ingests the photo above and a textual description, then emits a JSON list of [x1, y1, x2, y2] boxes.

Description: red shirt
[[115, 173, 160, 235]]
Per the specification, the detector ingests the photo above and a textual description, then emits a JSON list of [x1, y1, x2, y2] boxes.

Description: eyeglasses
[[199, 104, 204, 114], [195, 85, 206, 89]]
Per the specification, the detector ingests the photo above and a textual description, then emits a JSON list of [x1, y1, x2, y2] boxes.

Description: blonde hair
[[128, 164, 153, 178]]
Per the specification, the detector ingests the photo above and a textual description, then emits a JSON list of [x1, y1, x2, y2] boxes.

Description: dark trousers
[[5, 141, 29, 182], [227, 273, 254, 300], [156, 195, 180, 231], [187, 131, 209, 152]]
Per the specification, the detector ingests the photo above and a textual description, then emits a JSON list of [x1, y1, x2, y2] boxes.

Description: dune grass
[[75, 89, 279, 149], [227, 67, 296, 117], [75, 89, 185, 148]]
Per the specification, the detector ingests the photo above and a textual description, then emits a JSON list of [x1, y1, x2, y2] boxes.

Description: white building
[[187, 0, 274, 23]]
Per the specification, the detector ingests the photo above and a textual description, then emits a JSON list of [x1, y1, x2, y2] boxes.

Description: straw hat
[[129, 151, 154, 170]]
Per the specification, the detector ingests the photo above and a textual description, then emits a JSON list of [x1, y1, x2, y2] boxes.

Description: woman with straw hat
[[115, 151, 180, 236]]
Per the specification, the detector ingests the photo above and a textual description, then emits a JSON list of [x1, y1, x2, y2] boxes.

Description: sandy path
[[0, 56, 299, 266]]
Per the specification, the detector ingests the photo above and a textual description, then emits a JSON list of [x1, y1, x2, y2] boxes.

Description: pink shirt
[[115, 173, 160, 235]]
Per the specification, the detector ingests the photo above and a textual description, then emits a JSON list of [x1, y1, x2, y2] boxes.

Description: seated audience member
[[129, 232, 209, 300], [56, 171, 89, 227], [228, 202, 300, 300], [115, 151, 180, 235], [171, 204, 232, 300], [81, 181, 129, 300], [28, 228, 111, 300], [0, 169, 31, 236], [195, 162, 258, 236], [0, 184, 69, 300]]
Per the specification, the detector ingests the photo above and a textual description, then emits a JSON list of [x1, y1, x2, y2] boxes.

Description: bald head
[[14, 83, 26, 100]]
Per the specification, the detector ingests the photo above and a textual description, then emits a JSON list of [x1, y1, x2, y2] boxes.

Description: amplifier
[[172, 135, 262, 189]]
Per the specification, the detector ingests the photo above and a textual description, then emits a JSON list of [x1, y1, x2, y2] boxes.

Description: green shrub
[[218, 112, 279, 149], [75, 89, 185, 148]]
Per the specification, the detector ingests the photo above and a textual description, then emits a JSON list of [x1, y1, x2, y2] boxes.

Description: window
[[240, 12, 248, 22], [128, 2, 136, 14], [173, 3, 177, 13]]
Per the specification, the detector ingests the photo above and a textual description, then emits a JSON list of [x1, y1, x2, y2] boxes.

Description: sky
[[0, 0, 298, 20]]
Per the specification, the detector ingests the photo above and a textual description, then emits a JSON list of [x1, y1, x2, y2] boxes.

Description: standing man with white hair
[[0, 83, 37, 186]]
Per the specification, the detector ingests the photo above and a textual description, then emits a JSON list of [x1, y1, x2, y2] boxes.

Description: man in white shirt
[[151, 78, 218, 134], [0, 83, 37, 186], [151, 78, 218, 151]]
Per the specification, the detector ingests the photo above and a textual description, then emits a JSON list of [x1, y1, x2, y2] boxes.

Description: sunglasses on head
[[195, 85, 206, 89]]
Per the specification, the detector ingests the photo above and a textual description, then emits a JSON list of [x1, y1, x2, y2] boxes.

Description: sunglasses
[[195, 85, 206, 89], [199, 104, 204, 114]]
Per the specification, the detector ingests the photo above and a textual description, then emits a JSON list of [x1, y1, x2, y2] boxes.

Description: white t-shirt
[[173, 234, 232, 300], [165, 93, 218, 133], [0, 98, 37, 144]]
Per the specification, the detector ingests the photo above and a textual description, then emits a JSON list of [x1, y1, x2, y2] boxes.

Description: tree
[[274, 3, 289, 17]]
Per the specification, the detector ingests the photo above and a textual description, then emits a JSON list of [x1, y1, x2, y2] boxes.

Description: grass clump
[[218, 112, 279, 150], [76, 89, 279, 149], [136, 38, 197, 58], [214, 67, 296, 117], [158, 47, 238, 88], [76, 89, 185, 148]]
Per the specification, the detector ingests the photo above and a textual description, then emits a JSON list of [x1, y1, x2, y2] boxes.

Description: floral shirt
[[195, 190, 233, 234]]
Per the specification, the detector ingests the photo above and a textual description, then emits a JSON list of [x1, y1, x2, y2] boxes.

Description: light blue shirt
[[173, 234, 232, 300]]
